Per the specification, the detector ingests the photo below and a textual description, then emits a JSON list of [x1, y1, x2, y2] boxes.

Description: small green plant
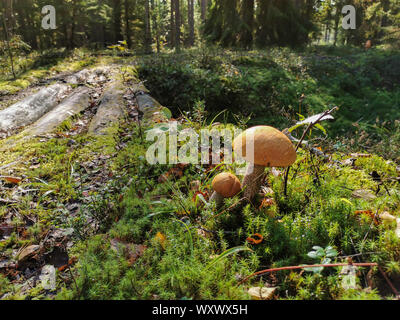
[[303, 245, 339, 274]]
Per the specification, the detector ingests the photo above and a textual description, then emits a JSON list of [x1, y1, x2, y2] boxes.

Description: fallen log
[[0, 84, 69, 132], [88, 80, 126, 134], [24, 87, 91, 136]]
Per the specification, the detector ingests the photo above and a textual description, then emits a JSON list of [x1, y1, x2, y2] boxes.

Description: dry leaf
[[246, 233, 263, 245], [351, 189, 376, 200], [17, 245, 40, 262], [248, 287, 276, 300], [155, 232, 167, 249], [350, 153, 371, 158], [259, 198, 275, 209], [354, 210, 379, 225], [1, 176, 22, 184]]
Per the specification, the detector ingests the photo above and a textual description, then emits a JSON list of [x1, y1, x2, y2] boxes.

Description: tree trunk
[[170, 0, 175, 47], [174, 0, 181, 52], [144, 0, 152, 53], [151, 0, 160, 52], [69, 3, 77, 49], [188, 0, 195, 46], [113, 0, 123, 42], [240, 0, 254, 49], [201, 0, 208, 22], [124, 0, 132, 48], [333, 1, 341, 46], [2, 15, 16, 79]]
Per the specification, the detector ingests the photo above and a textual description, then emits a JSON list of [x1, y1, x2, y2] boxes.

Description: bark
[[0, 84, 70, 132], [333, 2, 341, 46], [124, 0, 132, 48], [170, 0, 175, 47], [201, 0, 208, 22], [240, 0, 254, 49], [151, 0, 160, 52], [2, 18, 16, 79], [144, 0, 152, 53], [113, 0, 123, 42], [89, 81, 126, 134], [188, 0, 195, 46], [25, 88, 90, 136], [70, 3, 77, 48], [173, 0, 181, 52]]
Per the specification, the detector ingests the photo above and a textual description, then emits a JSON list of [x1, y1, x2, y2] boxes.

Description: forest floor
[[0, 47, 400, 300]]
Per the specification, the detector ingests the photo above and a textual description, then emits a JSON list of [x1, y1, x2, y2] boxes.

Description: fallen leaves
[[247, 287, 277, 300], [192, 190, 209, 207], [354, 210, 379, 225], [155, 232, 167, 250], [246, 233, 263, 245], [17, 245, 40, 263], [351, 189, 376, 200], [259, 198, 275, 209], [158, 163, 188, 183], [58, 257, 78, 272], [350, 153, 371, 158], [110, 238, 147, 265], [0, 176, 22, 184]]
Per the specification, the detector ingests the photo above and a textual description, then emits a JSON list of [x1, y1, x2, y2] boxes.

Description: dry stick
[[238, 262, 378, 286], [283, 107, 338, 196], [378, 265, 400, 298], [239, 262, 400, 298]]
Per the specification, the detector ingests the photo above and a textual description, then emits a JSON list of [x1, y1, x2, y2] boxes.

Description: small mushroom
[[233, 126, 296, 201], [209, 172, 241, 208], [379, 212, 397, 226]]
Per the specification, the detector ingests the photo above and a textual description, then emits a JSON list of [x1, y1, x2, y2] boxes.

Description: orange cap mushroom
[[209, 172, 241, 208], [233, 126, 296, 201]]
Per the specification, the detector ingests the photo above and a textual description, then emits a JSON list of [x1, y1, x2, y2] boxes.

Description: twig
[[283, 107, 338, 196], [378, 266, 400, 299], [238, 262, 378, 285]]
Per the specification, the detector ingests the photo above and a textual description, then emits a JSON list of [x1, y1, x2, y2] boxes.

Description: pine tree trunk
[[113, 0, 123, 42], [170, 0, 175, 48], [240, 0, 254, 49], [201, 0, 208, 22], [69, 3, 77, 49], [188, 0, 195, 46], [333, 2, 341, 46], [144, 0, 152, 53], [151, 0, 160, 53], [2, 0, 16, 79], [125, 0, 132, 48], [174, 0, 181, 52]]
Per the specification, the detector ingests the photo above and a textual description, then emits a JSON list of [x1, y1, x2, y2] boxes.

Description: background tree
[[188, 0, 195, 46], [239, 0, 254, 49]]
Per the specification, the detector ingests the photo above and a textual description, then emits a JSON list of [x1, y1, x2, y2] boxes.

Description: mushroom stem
[[209, 191, 224, 208], [242, 164, 266, 201]]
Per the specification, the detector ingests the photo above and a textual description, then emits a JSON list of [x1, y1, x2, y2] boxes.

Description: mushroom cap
[[212, 172, 241, 198], [233, 126, 296, 167]]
